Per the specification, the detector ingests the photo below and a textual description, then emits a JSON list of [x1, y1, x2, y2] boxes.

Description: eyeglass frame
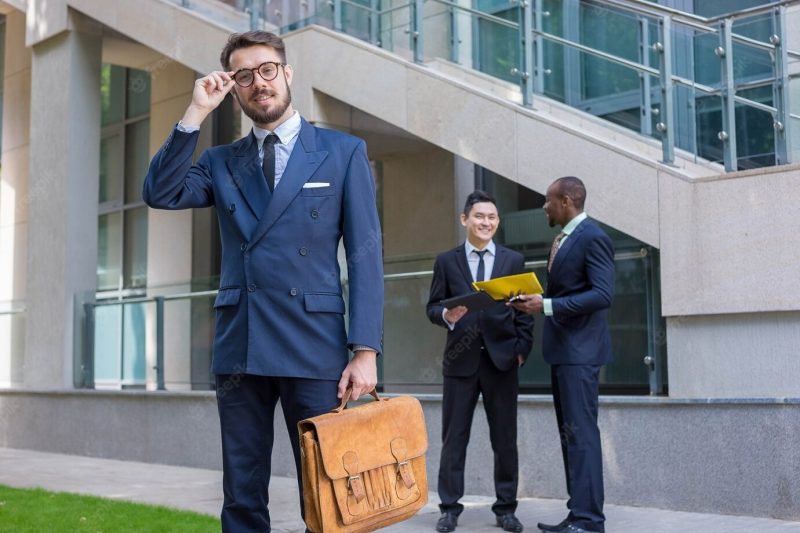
[[232, 61, 286, 88]]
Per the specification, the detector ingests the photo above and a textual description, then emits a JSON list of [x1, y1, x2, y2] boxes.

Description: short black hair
[[554, 176, 586, 210], [463, 190, 497, 216], [220, 31, 287, 71]]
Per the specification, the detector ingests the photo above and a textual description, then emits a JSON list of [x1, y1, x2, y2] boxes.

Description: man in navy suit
[[426, 191, 534, 533], [512, 177, 614, 533], [143, 31, 383, 532]]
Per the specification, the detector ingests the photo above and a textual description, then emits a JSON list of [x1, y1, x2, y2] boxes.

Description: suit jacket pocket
[[304, 292, 346, 314], [214, 287, 242, 308]]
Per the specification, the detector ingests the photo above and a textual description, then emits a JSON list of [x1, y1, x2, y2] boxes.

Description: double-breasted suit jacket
[[143, 118, 384, 379]]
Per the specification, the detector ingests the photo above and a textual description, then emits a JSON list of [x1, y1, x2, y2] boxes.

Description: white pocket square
[[303, 182, 330, 189]]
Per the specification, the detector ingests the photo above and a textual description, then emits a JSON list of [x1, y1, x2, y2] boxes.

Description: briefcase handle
[[333, 387, 383, 413]]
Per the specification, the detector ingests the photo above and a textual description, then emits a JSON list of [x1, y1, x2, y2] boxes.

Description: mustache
[[251, 88, 276, 100]]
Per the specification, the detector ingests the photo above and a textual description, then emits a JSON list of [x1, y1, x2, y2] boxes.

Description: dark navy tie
[[262, 134, 278, 192], [475, 250, 488, 282]]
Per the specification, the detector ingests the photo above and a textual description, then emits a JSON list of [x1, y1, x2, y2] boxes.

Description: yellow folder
[[472, 272, 544, 300]]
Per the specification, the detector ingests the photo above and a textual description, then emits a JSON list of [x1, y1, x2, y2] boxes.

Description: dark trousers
[[215, 373, 339, 533], [438, 352, 519, 516], [551, 364, 605, 533]]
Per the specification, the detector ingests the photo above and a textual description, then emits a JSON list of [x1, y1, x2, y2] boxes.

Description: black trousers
[[551, 364, 605, 533], [438, 352, 519, 516], [215, 373, 339, 533]]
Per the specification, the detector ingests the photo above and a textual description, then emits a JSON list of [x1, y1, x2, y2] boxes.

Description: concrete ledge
[[1, 389, 798, 520]]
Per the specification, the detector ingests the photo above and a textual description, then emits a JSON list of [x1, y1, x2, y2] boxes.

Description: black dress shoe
[[540, 524, 589, 533], [496, 513, 524, 532], [436, 512, 458, 532], [537, 517, 569, 531]]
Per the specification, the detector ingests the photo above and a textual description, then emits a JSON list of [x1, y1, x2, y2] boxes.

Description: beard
[[238, 85, 293, 126]]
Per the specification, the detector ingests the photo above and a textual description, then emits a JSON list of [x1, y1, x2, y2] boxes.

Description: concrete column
[[146, 61, 198, 390], [24, 19, 102, 389], [0, 10, 30, 387]]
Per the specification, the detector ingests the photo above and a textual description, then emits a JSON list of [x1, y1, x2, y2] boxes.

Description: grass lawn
[[0, 484, 219, 532]]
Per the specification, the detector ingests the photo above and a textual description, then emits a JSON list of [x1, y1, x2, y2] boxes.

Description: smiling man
[[142, 31, 383, 532], [426, 191, 534, 533]]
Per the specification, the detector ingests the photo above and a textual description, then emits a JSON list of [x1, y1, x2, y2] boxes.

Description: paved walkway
[[1, 447, 799, 532]]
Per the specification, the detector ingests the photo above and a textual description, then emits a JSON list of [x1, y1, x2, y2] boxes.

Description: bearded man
[[143, 31, 383, 533]]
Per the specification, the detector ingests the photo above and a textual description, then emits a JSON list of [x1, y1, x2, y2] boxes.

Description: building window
[[98, 65, 150, 293]]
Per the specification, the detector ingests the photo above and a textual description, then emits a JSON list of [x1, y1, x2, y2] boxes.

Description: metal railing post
[[246, 0, 260, 31], [533, 0, 545, 95], [772, 5, 792, 165], [411, 0, 424, 63], [718, 18, 738, 171], [370, 0, 380, 46], [639, 17, 653, 137], [82, 302, 95, 389], [449, 2, 460, 63], [155, 296, 165, 391], [656, 15, 675, 165], [333, 0, 343, 33], [519, 0, 534, 107]]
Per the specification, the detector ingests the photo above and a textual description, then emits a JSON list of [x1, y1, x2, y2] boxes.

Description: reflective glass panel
[[123, 208, 148, 289], [97, 212, 122, 291], [124, 119, 150, 205], [101, 65, 125, 127], [99, 133, 123, 204], [126, 68, 151, 119]]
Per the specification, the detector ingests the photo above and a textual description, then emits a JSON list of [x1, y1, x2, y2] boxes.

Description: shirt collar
[[562, 212, 588, 236], [465, 240, 496, 257], [252, 111, 301, 146]]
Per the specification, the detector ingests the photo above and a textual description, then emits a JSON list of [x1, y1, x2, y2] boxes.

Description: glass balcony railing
[[78, 246, 666, 395], [190, 0, 800, 172]]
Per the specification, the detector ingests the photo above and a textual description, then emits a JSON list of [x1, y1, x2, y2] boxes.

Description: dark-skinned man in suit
[[511, 177, 614, 533], [427, 190, 534, 533]]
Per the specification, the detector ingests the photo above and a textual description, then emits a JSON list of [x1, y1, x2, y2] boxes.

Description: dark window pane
[[126, 68, 151, 119], [124, 119, 150, 205], [123, 207, 148, 289]]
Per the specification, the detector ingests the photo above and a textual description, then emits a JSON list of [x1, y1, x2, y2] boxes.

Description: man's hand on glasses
[[181, 71, 237, 128]]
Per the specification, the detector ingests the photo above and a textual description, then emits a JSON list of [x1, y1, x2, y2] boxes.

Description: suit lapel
[[550, 219, 588, 274], [250, 119, 328, 246], [455, 245, 474, 288], [491, 247, 508, 279], [226, 132, 269, 220]]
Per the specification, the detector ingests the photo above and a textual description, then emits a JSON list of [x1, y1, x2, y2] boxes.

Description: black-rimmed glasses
[[233, 62, 285, 87]]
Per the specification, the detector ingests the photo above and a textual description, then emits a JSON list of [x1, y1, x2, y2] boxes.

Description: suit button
[[247, 284, 256, 292], [310, 209, 319, 219], [299, 247, 308, 256], [289, 288, 298, 296], [240, 243, 248, 252]]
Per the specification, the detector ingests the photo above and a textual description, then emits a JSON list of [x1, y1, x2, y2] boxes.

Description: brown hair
[[220, 31, 287, 70]]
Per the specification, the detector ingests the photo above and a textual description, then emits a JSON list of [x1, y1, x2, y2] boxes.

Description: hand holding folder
[[440, 272, 543, 314], [472, 272, 543, 300]]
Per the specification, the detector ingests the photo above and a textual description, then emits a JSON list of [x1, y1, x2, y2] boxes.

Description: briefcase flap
[[300, 395, 427, 482]]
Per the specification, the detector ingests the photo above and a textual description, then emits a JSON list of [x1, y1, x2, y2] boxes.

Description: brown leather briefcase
[[298, 388, 428, 533]]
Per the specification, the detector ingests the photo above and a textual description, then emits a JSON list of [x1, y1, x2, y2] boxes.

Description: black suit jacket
[[427, 244, 534, 377]]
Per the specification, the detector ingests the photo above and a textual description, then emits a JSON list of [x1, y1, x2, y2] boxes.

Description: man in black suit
[[426, 190, 534, 533], [512, 177, 614, 533]]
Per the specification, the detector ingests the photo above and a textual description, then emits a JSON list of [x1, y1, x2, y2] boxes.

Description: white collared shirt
[[465, 240, 496, 283], [442, 240, 496, 329], [252, 111, 302, 189]]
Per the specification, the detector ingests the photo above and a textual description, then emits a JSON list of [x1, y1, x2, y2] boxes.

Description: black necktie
[[475, 250, 488, 282], [262, 134, 278, 192]]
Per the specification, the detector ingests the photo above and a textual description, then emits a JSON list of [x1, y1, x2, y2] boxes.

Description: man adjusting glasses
[[232, 61, 285, 87]]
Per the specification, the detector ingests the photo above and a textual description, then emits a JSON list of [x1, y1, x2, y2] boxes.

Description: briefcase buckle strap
[[396, 460, 415, 489], [343, 451, 367, 503]]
